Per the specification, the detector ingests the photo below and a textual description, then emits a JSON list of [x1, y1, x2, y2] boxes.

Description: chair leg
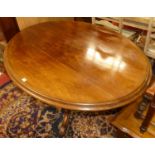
[[134, 94, 150, 119], [140, 96, 155, 133]]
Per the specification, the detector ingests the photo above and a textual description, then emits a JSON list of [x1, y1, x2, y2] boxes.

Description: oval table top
[[4, 21, 152, 111]]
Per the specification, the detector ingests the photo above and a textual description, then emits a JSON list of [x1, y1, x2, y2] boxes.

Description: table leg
[[59, 109, 70, 137], [140, 97, 155, 133]]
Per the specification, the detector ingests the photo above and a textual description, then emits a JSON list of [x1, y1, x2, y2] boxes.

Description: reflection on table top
[[4, 21, 152, 111]]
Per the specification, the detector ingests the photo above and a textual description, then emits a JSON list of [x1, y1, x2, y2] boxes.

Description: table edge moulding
[[4, 21, 152, 111]]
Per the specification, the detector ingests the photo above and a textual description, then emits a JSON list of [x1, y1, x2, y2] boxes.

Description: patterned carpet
[[0, 82, 118, 138]]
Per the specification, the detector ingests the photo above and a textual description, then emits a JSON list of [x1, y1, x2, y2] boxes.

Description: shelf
[[126, 18, 153, 23], [123, 21, 153, 31], [93, 17, 155, 59], [124, 17, 155, 27], [96, 17, 155, 32], [95, 20, 119, 32], [145, 50, 155, 59], [145, 44, 155, 58], [97, 17, 120, 23], [95, 20, 137, 39], [151, 33, 155, 39]]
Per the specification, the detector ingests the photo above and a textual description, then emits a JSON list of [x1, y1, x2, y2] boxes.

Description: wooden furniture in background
[[135, 79, 155, 132], [0, 17, 91, 43], [112, 79, 155, 137], [74, 17, 92, 23], [112, 98, 155, 138], [0, 17, 74, 42], [92, 17, 155, 59], [144, 18, 155, 59], [92, 17, 155, 32], [4, 21, 152, 136], [0, 17, 19, 42], [16, 17, 74, 30], [140, 95, 155, 132]]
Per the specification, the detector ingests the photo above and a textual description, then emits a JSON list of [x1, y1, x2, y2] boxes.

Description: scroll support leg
[[59, 109, 70, 137]]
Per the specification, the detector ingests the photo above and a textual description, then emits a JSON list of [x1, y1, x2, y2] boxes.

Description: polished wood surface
[[112, 98, 155, 138], [4, 21, 152, 111]]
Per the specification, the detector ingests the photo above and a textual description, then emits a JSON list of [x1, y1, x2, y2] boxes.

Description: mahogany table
[[4, 21, 152, 136]]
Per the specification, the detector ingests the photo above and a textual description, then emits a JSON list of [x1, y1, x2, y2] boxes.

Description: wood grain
[[4, 21, 152, 111]]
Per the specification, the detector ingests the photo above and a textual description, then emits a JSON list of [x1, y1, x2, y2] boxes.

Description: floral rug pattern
[[0, 82, 117, 138]]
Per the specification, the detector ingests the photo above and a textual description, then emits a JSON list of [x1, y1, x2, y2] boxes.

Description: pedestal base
[[59, 109, 70, 137]]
